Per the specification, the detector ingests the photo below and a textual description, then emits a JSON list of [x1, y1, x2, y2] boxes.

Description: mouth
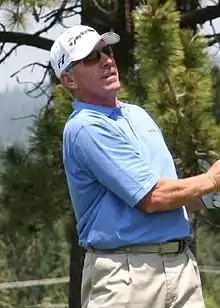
[[101, 70, 117, 80]]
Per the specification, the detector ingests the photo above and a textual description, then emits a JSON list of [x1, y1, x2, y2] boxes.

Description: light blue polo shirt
[[63, 100, 190, 249]]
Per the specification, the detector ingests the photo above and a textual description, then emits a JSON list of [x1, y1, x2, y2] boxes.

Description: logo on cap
[[68, 29, 95, 46], [58, 54, 65, 69]]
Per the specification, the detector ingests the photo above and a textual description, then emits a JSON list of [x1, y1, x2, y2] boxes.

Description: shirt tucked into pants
[[81, 245, 205, 308]]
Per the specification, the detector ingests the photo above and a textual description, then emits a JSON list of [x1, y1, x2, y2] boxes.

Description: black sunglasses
[[65, 45, 113, 71], [82, 45, 113, 64]]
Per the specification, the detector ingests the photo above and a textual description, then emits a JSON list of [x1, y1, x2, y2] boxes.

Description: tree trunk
[[68, 216, 85, 308], [80, 0, 207, 77], [81, 0, 135, 77]]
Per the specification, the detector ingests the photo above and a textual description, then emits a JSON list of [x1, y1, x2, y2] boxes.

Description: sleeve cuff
[[130, 176, 159, 208]]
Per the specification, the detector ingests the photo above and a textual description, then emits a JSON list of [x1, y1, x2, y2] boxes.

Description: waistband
[[86, 240, 187, 255]]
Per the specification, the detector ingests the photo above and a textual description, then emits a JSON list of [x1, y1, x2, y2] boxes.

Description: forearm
[[138, 173, 215, 212]]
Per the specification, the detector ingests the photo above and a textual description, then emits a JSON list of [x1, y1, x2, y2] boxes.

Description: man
[[50, 25, 220, 308]]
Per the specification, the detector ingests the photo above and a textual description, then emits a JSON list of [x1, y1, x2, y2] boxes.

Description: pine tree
[[133, 0, 220, 175], [0, 86, 73, 307], [1, 1, 220, 307], [212, 66, 220, 124], [132, 1, 220, 306], [0, 239, 14, 308]]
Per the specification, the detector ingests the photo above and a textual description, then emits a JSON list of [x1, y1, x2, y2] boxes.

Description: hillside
[[0, 87, 46, 147]]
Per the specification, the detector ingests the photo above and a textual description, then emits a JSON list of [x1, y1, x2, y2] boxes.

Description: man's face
[[66, 41, 120, 102]]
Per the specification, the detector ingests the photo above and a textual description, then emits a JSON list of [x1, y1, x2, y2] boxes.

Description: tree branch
[[11, 115, 36, 121], [0, 44, 19, 64], [34, 0, 81, 36], [91, 0, 118, 16], [208, 33, 220, 46], [0, 31, 53, 51], [40, 0, 81, 22], [14, 70, 50, 98], [0, 4, 219, 54], [180, 3, 220, 28], [208, 19, 220, 47], [10, 62, 49, 78], [34, 0, 69, 36]]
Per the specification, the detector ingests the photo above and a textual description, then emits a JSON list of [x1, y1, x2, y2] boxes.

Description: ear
[[61, 72, 78, 89]]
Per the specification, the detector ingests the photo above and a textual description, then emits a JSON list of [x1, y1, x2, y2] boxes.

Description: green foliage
[[133, 0, 220, 177], [0, 85, 73, 307], [197, 225, 220, 308], [134, 0, 183, 79], [0, 240, 15, 308], [0, 0, 59, 30], [132, 2, 220, 307], [1, 218, 69, 307], [0, 87, 73, 228], [1, 1, 220, 307], [212, 66, 220, 123]]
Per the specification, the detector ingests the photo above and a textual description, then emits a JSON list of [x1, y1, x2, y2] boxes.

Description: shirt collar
[[73, 100, 123, 117]]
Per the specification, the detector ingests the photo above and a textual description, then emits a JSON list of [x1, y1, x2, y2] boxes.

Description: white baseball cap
[[50, 25, 120, 78]]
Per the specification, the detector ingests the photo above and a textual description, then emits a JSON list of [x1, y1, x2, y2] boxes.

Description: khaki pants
[[81, 246, 205, 308]]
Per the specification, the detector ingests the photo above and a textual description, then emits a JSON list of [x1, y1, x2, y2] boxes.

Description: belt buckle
[[125, 246, 131, 253]]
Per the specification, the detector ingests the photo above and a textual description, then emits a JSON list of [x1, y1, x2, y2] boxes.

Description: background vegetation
[[1, 0, 220, 307]]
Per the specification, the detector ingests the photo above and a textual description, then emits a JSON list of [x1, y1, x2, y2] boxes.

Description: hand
[[202, 192, 220, 210], [198, 159, 220, 191]]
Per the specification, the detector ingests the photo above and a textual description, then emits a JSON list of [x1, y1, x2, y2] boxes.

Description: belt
[[87, 240, 187, 255]]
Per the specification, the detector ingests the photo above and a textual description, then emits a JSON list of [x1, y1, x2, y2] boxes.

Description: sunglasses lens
[[83, 50, 100, 65], [83, 46, 113, 66], [102, 46, 113, 57]]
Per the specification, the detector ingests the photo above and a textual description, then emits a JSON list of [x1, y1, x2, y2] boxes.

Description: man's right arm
[[72, 122, 220, 213], [137, 165, 220, 212]]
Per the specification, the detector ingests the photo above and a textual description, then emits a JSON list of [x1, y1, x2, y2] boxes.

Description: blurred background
[[0, 1, 220, 307]]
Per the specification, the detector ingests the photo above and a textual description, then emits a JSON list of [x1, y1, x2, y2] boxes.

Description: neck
[[76, 93, 118, 108]]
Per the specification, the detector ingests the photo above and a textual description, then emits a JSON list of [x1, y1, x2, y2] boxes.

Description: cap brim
[[69, 32, 120, 63], [100, 32, 120, 45]]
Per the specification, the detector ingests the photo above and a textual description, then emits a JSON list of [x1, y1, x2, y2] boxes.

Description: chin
[[105, 81, 121, 91]]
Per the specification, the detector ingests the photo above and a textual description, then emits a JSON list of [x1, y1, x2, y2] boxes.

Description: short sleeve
[[73, 122, 159, 207]]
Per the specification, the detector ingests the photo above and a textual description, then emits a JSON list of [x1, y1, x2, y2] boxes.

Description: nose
[[100, 52, 114, 66]]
